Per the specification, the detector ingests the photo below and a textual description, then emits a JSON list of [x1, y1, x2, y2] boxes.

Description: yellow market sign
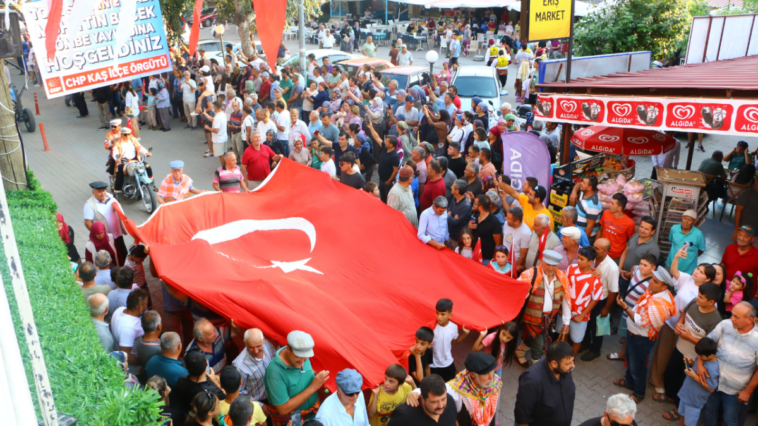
[[528, 0, 572, 41]]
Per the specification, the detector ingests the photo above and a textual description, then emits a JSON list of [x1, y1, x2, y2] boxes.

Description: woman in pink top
[[472, 322, 517, 377]]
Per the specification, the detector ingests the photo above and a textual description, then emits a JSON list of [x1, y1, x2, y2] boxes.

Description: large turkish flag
[[117, 159, 529, 390]]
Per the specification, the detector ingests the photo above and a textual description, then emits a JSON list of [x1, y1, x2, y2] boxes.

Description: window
[[408, 74, 420, 88], [380, 74, 408, 90], [452, 76, 498, 98]]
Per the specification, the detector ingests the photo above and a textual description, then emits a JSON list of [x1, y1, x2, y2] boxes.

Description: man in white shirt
[[503, 206, 532, 273], [398, 45, 413, 66], [323, 30, 335, 49], [205, 101, 228, 159], [111, 289, 148, 364], [181, 71, 198, 129], [317, 24, 326, 48], [225, 88, 242, 117], [83, 181, 127, 265], [255, 108, 277, 139]]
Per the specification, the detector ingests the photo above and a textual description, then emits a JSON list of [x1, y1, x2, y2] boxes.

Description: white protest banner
[[23, 0, 173, 99]]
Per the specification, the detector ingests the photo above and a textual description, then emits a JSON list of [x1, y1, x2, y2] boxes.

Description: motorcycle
[[110, 148, 157, 213]]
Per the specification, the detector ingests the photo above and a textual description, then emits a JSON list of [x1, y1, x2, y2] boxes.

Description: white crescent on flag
[[191, 218, 323, 275]]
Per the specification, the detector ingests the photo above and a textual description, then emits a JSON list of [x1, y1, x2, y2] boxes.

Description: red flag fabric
[[188, 0, 204, 56], [117, 160, 529, 390], [252, 0, 287, 72], [45, 0, 64, 61]]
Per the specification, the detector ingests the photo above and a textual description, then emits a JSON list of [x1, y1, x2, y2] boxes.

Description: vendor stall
[[648, 168, 709, 260]]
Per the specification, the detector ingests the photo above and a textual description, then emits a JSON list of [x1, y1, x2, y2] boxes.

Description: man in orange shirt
[[597, 193, 636, 262]]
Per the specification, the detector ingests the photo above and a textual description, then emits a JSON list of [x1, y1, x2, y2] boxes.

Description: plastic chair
[[720, 180, 749, 221]]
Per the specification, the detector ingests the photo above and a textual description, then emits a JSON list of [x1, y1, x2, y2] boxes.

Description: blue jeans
[[699, 391, 747, 426], [278, 139, 290, 157], [483, 259, 491, 266], [625, 333, 655, 399]]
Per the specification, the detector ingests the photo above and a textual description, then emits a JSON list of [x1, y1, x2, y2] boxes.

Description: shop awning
[[508, 0, 594, 16], [390, 0, 518, 7], [535, 55, 758, 137]]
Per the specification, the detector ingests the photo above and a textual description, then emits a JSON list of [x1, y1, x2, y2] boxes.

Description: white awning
[[508, 0, 593, 16]]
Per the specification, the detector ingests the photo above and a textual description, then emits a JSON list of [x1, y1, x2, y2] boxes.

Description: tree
[[573, 0, 691, 60], [160, 0, 322, 57]]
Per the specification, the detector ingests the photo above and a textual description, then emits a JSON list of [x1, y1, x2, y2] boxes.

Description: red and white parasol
[[571, 126, 676, 156]]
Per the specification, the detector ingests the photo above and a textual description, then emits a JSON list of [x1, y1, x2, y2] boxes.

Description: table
[[411, 34, 427, 51]]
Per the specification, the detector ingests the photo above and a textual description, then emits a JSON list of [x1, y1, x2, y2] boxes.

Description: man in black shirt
[[447, 141, 467, 179], [577, 393, 638, 426], [468, 194, 503, 266], [515, 342, 576, 426], [447, 180, 472, 246], [463, 163, 483, 198], [388, 375, 457, 426], [171, 347, 226, 413], [339, 152, 366, 189], [93, 85, 112, 129], [377, 137, 400, 203]]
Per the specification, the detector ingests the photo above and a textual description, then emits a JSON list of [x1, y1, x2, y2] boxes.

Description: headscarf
[[265, 128, 276, 141], [89, 221, 116, 262], [57, 213, 70, 244], [370, 96, 384, 114], [472, 96, 483, 110], [489, 125, 502, 140], [474, 119, 484, 129], [505, 113, 518, 131]]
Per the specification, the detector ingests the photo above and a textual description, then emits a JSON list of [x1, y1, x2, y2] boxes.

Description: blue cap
[[322, 101, 331, 108], [169, 160, 184, 169], [356, 133, 368, 144], [406, 95, 415, 103], [335, 369, 362, 394]]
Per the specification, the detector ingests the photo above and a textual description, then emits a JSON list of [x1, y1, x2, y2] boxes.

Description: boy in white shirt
[[320, 146, 337, 178], [430, 298, 470, 381]]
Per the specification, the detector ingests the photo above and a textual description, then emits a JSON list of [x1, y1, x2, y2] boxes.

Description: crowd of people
[[35, 6, 758, 426]]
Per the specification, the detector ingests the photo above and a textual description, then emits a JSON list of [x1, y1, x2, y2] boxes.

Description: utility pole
[[0, 60, 27, 190], [299, 0, 306, 73]]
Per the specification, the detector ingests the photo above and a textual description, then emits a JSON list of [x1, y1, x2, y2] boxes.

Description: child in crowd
[[368, 364, 414, 426], [455, 229, 474, 259], [364, 181, 380, 198], [218, 366, 267, 426], [125, 245, 150, 308], [319, 146, 336, 177], [472, 322, 517, 377], [487, 245, 511, 274], [724, 272, 751, 315], [431, 298, 470, 381], [309, 138, 323, 170], [408, 326, 434, 384], [565, 246, 603, 355], [147, 88, 158, 130], [679, 338, 720, 426]]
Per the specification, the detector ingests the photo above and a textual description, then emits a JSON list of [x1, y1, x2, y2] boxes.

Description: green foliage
[[688, 0, 712, 17], [715, 0, 758, 14], [574, 0, 691, 60], [160, 0, 196, 42], [1, 172, 163, 425]]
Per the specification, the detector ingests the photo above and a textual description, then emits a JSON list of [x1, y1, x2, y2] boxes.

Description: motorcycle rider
[[112, 127, 153, 193], [105, 119, 122, 178]]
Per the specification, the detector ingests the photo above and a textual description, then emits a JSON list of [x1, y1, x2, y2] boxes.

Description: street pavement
[[14, 24, 758, 425]]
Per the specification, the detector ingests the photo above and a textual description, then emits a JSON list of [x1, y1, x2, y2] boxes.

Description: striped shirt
[[232, 339, 276, 402], [708, 320, 758, 395], [576, 191, 602, 237], [157, 174, 194, 202], [622, 266, 652, 320], [214, 166, 245, 193]]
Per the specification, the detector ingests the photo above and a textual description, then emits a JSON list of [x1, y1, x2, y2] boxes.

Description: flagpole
[[299, 0, 306, 73]]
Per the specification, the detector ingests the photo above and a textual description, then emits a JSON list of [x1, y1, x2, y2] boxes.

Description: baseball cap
[[406, 95, 415, 103], [200, 65, 210, 73], [169, 160, 184, 169], [335, 369, 362, 394], [682, 209, 697, 220], [560, 226, 581, 241], [542, 249, 562, 266], [399, 165, 414, 181], [739, 225, 756, 236], [287, 331, 315, 358]]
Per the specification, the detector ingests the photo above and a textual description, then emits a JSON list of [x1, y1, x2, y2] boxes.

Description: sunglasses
[[495, 245, 508, 251], [343, 391, 360, 397]]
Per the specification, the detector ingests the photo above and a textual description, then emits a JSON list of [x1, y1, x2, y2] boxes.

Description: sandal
[[203, 153, 213, 157], [631, 394, 643, 403], [607, 353, 625, 361], [613, 379, 632, 390], [654, 393, 675, 403], [662, 409, 681, 421]]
